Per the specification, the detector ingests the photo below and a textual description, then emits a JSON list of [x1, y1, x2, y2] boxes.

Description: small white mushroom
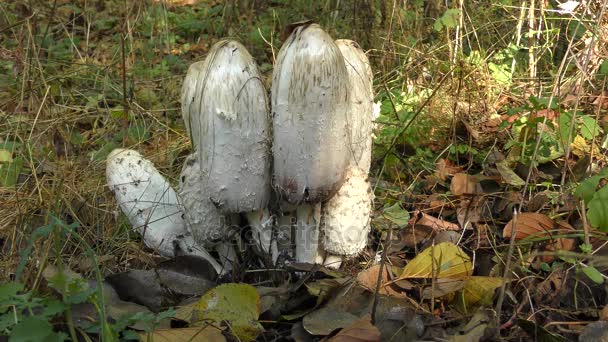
[[105, 149, 222, 274], [181, 40, 273, 256], [272, 23, 351, 264]]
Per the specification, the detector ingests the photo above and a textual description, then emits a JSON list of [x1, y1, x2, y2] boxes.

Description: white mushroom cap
[[336, 39, 374, 172], [181, 40, 271, 214], [271, 23, 351, 204], [178, 152, 226, 248], [321, 166, 373, 256], [105, 149, 221, 272]]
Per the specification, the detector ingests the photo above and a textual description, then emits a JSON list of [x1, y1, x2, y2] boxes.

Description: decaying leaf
[[193, 283, 262, 342], [397, 242, 473, 280], [451, 173, 483, 196], [328, 315, 381, 342]]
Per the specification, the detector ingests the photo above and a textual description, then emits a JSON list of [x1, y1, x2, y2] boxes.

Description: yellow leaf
[[398, 242, 472, 279], [140, 326, 226, 342], [193, 283, 262, 342], [460, 276, 504, 307]]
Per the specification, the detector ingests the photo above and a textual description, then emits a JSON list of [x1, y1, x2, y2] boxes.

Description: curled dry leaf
[[435, 158, 463, 181], [400, 211, 460, 248], [356, 264, 406, 298], [450, 173, 483, 196]]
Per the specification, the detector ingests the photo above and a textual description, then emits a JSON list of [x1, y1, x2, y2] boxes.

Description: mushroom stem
[[322, 254, 343, 269], [295, 203, 323, 264], [215, 242, 238, 275], [245, 208, 277, 259], [275, 211, 294, 262]]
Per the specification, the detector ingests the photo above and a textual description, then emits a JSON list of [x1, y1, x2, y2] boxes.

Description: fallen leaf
[[400, 211, 460, 248], [496, 160, 525, 187], [502, 212, 556, 240], [397, 242, 473, 280], [193, 283, 262, 342], [436, 159, 463, 181], [139, 326, 226, 342], [357, 265, 405, 298], [421, 278, 467, 299], [303, 307, 359, 336], [157, 255, 218, 296], [451, 173, 482, 196], [383, 202, 410, 227], [328, 315, 381, 342], [460, 276, 503, 308]]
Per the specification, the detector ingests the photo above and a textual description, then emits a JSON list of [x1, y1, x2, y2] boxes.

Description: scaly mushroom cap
[[336, 39, 374, 172], [178, 153, 226, 248], [271, 23, 351, 204], [321, 166, 373, 256], [105, 149, 192, 256], [181, 40, 271, 213]]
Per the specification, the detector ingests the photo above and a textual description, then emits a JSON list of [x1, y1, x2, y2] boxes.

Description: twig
[[371, 224, 392, 324], [120, 0, 130, 146], [495, 209, 518, 324]]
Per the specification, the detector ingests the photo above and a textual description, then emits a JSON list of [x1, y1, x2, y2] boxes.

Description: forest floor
[[1, 0, 608, 341]]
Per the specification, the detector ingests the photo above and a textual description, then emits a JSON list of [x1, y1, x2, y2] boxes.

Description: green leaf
[[9, 316, 57, 342], [582, 266, 604, 284], [0, 155, 23, 187], [558, 111, 574, 149], [580, 116, 601, 140], [194, 283, 262, 342], [0, 282, 24, 303], [587, 186, 608, 231], [598, 58, 608, 78], [382, 202, 410, 227]]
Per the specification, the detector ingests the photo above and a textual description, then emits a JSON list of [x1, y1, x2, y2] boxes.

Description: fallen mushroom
[[105, 149, 222, 274], [319, 39, 375, 268], [181, 40, 274, 257], [271, 23, 351, 263], [178, 152, 236, 273]]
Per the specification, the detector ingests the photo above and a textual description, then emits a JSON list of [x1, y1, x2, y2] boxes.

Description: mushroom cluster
[[106, 23, 374, 273]]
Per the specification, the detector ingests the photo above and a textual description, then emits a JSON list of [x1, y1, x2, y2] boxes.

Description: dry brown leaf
[[435, 159, 463, 181], [412, 211, 460, 231], [502, 212, 556, 240], [541, 221, 577, 262], [451, 173, 482, 196], [356, 264, 406, 298], [400, 211, 460, 248], [327, 315, 381, 342]]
